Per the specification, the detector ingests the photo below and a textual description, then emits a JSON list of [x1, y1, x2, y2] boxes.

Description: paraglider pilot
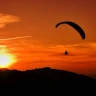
[[64, 51, 68, 55]]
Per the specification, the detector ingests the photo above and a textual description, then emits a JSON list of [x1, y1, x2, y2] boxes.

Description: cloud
[[0, 14, 20, 28], [0, 36, 32, 41], [8, 41, 96, 61]]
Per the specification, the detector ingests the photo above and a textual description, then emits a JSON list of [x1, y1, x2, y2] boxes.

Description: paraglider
[[55, 21, 85, 40], [55, 21, 86, 55]]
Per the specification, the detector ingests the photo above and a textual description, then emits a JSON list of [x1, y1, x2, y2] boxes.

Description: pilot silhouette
[[64, 51, 68, 55]]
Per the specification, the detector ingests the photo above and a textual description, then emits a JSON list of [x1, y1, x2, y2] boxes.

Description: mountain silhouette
[[0, 67, 95, 93], [0, 67, 95, 85]]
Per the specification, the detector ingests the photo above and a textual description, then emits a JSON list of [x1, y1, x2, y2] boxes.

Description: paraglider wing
[[55, 21, 85, 40]]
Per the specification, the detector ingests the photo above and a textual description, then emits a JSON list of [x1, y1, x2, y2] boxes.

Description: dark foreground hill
[[0, 67, 96, 92]]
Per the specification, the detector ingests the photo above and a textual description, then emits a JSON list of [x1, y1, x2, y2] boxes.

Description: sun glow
[[0, 47, 17, 68]]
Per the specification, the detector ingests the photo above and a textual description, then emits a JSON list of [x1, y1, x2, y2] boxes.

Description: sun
[[0, 47, 17, 68]]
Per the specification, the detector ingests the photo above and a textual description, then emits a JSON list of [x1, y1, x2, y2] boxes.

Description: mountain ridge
[[0, 67, 95, 91]]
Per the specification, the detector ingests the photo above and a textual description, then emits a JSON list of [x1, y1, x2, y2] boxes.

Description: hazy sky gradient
[[0, 0, 95, 44], [0, 0, 96, 78]]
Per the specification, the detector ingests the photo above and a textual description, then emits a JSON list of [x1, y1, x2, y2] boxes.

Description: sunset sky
[[0, 0, 96, 78]]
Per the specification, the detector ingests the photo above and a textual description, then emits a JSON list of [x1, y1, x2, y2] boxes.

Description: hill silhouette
[[0, 67, 96, 88], [0, 67, 96, 94]]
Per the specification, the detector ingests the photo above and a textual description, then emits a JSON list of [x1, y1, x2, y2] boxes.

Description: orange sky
[[0, 0, 96, 78], [0, 0, 95, 44]]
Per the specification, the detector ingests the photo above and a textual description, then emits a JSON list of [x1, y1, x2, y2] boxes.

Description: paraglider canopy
[[55, 21, 86, 40]]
